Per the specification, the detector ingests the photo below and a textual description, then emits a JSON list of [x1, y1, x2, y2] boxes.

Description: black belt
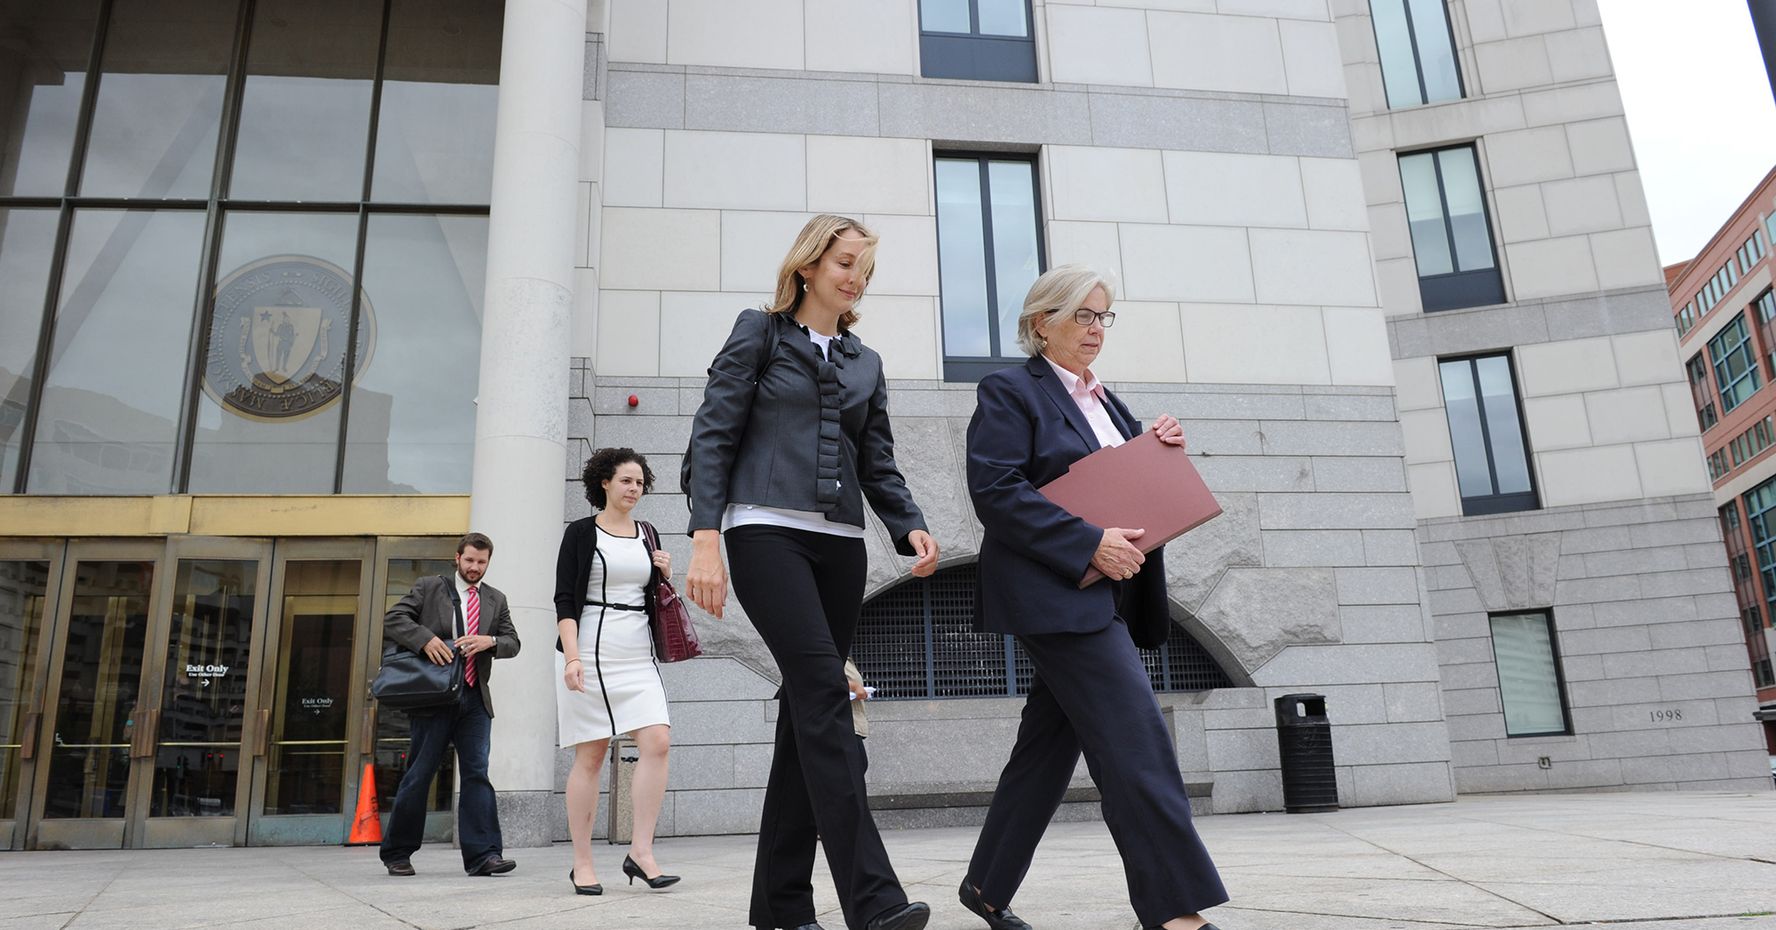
[[587, 599, 645, 612]]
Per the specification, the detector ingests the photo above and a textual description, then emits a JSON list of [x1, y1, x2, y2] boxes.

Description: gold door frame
[[136, 537, 274, 849], [26, 539, 165, 850], [245, 538, 377, 846], [0, 539, 66, 851]]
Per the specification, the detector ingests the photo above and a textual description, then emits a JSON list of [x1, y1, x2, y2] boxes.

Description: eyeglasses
[[1071, 308, 1116, 328]]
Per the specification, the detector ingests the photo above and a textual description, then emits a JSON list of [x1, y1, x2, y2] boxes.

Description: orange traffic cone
[[347, 762, 383, 845]]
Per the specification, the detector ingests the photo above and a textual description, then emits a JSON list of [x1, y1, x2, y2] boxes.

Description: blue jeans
[[380, 686, 503, 870]]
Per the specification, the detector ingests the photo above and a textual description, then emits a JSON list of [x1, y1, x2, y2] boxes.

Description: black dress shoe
[[622, 854, 681, 889], [866, 902, 930, 930], [384, 860, 415, 877], [959, 880, 1032, 930], [467, 855, 516, 876], [753, 924, 824, 930], [568, 867, 602, 895]]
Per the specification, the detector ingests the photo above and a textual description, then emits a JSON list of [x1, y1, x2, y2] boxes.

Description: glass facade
[[1708, 311, 1761, 414], [0, 0, 500, 496]]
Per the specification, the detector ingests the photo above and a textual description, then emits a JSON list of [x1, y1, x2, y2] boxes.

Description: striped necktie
[[463, 585, 480, 686]]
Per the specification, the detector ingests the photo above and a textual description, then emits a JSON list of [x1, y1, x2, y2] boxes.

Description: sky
[[1597, 0, 1776, 266]]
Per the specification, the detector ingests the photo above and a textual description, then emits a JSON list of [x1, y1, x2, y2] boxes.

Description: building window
[[1438, 353, 1537, 515], [918, 0, 1037, 82], [2, 0, 499, 496], [1369, 0, 1462, 108], [1744, 474, 1776, 639], [1398, 146, 1505, 312], [1755, 290, 1776, 378], [1488, 611, 1572, 738], [935, 153, 1044, 381], [1708, 311, 1762, 414], [1687, 353, 1719, 432], [1709, 448, 1731, 480], [1676, 301, 1695, 337], [852, 562, 1235, 699]]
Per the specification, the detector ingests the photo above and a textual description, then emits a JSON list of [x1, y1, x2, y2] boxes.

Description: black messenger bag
[[370, 576, 464, 710]]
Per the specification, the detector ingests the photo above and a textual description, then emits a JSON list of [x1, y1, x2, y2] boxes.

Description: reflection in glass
[[229, 0, 380, 201], [1406, 0, 1461, 104], [79, 0, 235, 199], [43, 560, 152, 819], [264, 560, 358, 816], [988, 160, 1039, 356], [374, 557, 454, 812], [1399, 153, 1451, 277], [978, 0, 1028, 37], [1370, 0, 1420, 109], [0, 209, 62, 491], [151, 560, 256, 818], [0, 560, 49, 820], [1438, 148, 1494, 271], [188, 212, 363, 493], [343, 214, 485, 492], [371, 0, 502, 204], [26, 209, 207, 494], [1475, 356, 1529, 495], [919, 0, 969, 33], [1438, 359, 1491, 500], [0, 0, 98, 195], [1490, 612, 1567, 736], [936, 159, 990, 358]]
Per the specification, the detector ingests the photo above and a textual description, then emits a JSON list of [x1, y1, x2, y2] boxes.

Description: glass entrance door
[[245, 540, 375, 845], [27, 542, 162, 849], [137, 539, 272, 847], [0, 543, 61, 850]]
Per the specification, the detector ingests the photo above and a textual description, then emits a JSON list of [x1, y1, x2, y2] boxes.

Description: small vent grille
[[854, 563, 1234, 699]]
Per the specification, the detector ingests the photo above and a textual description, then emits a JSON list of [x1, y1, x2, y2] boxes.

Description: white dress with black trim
[[555, 525, 670, 745]]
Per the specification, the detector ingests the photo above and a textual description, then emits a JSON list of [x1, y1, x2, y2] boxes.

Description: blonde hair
[[1016, 264, 1115, 356], [766, 214, 878, 330]]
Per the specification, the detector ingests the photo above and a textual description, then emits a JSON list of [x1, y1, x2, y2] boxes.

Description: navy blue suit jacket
[[966, 354, 1171, 648]]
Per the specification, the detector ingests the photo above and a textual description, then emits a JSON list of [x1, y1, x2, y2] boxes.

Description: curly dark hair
[[581, 447, 655, 509]]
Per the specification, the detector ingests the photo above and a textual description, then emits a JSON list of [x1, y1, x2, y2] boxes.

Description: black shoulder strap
[[440, 574, 464, 639]]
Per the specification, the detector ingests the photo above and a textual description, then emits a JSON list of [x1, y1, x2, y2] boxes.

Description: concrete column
[[471, 0, 585, 847]]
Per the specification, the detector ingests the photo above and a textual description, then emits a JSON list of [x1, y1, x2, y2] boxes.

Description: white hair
[[1015, 263, 1116, 356]]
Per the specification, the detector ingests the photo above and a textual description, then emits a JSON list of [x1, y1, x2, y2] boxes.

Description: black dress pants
[[967, 620, 1228, 927], [727, 525, 907, 930], [380, 685, 502, 871]]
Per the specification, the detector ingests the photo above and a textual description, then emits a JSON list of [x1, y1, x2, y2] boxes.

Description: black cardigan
[[553, 515, 661, 653]]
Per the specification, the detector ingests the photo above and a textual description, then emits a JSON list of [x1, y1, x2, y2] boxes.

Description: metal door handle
[[130, 708, 160, 759], [19, 712, 40, 760], [361, 704, 378, 755], [253, 708, 271, 757]]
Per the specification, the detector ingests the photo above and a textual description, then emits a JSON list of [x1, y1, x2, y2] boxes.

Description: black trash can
[[1275, 693, 1338, 813]]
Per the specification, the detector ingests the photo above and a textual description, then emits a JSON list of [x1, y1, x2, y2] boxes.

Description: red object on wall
[[628, 394, 639, 407]]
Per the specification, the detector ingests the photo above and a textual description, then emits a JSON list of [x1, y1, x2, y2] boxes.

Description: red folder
[[1037, 431, 1222, 588]]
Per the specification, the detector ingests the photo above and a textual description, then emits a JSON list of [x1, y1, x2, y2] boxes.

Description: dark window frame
[[1708, 310, 1762, 415], [1397, 144, 1506, 312], [1487, 609, 1574, 738], [1438, 351, 1540, 516], [1687, 352, 1719, 432], [917, 0, 1038, 82], [5, 0, 495, 496], [1368, 0, 1465, 108], [933, 150, 1046, 383]]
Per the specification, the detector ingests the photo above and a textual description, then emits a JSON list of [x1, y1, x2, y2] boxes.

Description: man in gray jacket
[[379, 532, 521, 876]]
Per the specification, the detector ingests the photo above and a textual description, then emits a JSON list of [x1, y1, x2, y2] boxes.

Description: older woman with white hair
[[956, 264, 1230, 930]]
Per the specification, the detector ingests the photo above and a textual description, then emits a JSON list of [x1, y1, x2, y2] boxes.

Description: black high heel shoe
[[622, 854, 680, 889], [568, 867, 602, 895]]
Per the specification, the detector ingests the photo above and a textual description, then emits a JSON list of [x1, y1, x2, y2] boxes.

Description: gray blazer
[[685, 308, 926, 554], [382, 575, 521, 717]]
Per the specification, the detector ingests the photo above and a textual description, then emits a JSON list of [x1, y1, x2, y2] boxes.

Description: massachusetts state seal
[[203, 255, 375, 420]]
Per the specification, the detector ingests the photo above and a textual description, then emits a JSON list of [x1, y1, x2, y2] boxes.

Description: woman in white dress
[[553, 447, 679, 894]]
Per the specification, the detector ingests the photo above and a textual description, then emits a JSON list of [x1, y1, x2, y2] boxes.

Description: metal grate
[[854, 563, 1234, 699]]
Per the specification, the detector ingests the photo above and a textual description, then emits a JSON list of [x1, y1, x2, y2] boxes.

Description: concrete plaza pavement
[[2, 791, 1773, 929]]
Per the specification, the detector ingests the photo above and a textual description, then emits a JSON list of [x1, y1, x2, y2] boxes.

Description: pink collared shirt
[[1043, 355, 1125, 449]]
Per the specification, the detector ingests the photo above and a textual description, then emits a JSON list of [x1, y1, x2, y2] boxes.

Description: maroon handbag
[[639, 521, 702, 663]]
